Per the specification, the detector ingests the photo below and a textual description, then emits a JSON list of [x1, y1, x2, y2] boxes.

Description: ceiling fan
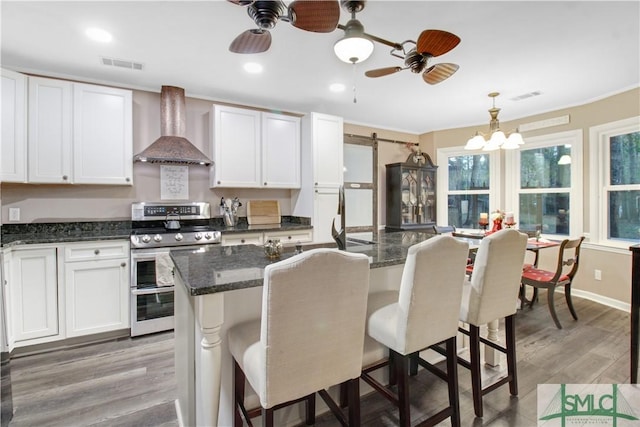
[[334, 0, 461, 84], [227, 0, 340, 53]]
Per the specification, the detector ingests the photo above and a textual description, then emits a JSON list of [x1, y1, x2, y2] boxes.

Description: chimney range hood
[[133, 86, 212, 166]]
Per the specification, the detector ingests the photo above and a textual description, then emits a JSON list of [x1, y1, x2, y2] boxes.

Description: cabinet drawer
[[264, 229, 313, 245], [221, 233, 263, 246], [64, 241, 129, 262]]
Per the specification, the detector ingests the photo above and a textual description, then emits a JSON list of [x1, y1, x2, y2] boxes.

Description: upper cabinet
[[2, 74, 133, 185], [28, 76, 73, 183], [73, 83, 133, 185], [1, 69, 27, 182], [311, 112, 343, 188], [210, 105, 300, 189]]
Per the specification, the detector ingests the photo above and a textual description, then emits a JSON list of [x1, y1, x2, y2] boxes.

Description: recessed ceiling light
[[86, 27, 112, 43], [243, 62, 263, 74], [330, 83, 346, 93]]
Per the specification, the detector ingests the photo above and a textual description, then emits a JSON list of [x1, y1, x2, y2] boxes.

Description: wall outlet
[[594, 269, 602, 281], [9, 208, 20, 222]]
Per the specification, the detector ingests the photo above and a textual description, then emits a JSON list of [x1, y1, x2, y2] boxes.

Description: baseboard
[[563, 288, 630, 313]]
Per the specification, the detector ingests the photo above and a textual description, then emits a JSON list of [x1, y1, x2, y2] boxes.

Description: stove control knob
[[141, 235, 151, 243], [175, 233, 183, 241], [204, 232, 212, 240], [194, 232, 203, 240], [153, 234, 162, 243]]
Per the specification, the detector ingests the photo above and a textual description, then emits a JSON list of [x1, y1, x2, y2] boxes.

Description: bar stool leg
[[347, 378, 361, 426], [505, 315, 518, 396], [393, 350, 411, 427], [233, 361, 245, 427], [469, 324, 483, 417], [445, 337, 461, 427]]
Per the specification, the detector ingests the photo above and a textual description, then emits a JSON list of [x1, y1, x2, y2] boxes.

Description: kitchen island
[[171, 231, 479, 426]]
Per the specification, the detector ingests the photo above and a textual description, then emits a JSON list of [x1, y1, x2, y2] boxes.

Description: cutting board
[[247, 200, 281, 225]]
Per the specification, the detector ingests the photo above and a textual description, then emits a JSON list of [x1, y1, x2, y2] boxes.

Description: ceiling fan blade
[[289, 0, 340, 33], [229, 29, 272, 53], [416, 30, 461, 57], [422, 63, 459, 85], [365, 67, 403, 78]]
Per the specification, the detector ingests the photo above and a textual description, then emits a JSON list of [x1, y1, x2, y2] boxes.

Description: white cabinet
[[28, 76, 73, 183], [264, 228, 313, 245], [27, 76, 133, 185], [9, 247, 60, 344], [293, 112, 344, 243], [221, 232, 264, 246], [64, 241, 130, 337], [73, 83, 133, 185], [1, 68, 27, 182], [261, 113, 300, 188], [211, 105, 300, 188]]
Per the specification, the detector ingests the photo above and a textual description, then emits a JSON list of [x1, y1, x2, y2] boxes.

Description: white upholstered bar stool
[[360, 235, 470, 427], [457, 228, 528, 418], [227, 248, 371, 427]]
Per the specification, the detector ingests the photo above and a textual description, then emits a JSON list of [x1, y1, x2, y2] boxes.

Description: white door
[[211, 105, 261, 188], [1, 68, 27, 182], [28, 76, 73, 183], [73, 83, 133, 185], [65, 258, 129, 337], [10, 248, 59, 342], [262, 113, 300, 188]]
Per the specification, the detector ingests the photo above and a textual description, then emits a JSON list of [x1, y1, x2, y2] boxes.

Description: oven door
[[130, 248, 175, 337]]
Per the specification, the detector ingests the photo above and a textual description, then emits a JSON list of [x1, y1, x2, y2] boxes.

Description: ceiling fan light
[[465, 134, 485, 150], [334, 35, 374, 64]]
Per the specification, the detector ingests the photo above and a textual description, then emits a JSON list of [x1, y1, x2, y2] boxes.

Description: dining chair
[[360, 235, 470, 427], [457, 228, 528, 418], [521, 236, 585, 329], [227, 248, 371, 427]]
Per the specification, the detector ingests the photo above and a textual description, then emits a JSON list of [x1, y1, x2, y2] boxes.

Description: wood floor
[[1, 294, 631, 426]]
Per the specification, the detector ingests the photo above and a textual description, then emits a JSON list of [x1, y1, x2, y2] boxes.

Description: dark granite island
[[171, 231, 480, 426]]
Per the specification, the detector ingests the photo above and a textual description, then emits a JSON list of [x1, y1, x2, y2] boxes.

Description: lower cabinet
[[221, 229, 313, 247], [64, 243, 129, 337], [6, 240, 130, 349], [9, 247, 59, 344]]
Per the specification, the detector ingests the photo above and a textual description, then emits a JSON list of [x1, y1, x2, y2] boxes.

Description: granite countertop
[[0, 218, 312, 248], [171, 230, 465, 296]]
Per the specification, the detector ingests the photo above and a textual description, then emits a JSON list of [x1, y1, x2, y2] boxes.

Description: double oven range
[[129, 202, 220, 337]]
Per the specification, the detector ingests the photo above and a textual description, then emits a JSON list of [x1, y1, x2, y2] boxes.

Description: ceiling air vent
[[101, 56, 144, 71], [510, 91, 542, 102]]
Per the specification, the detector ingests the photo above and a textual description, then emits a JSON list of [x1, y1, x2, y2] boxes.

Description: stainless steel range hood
[[133, 86, 212, 166]]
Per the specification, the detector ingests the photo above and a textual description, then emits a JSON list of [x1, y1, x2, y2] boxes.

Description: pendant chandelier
[[464, 92, 524, 151]]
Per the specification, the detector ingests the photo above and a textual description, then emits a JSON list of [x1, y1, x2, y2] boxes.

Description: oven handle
[[131, 287, 175, 295]]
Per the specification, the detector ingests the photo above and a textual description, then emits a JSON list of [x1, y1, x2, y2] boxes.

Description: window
[[505, 130, 583, 237], [589, 117, 640, 248], [437, 147, 500, 229]]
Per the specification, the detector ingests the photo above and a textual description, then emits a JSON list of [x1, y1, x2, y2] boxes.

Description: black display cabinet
[[385, 152, 438, 231]]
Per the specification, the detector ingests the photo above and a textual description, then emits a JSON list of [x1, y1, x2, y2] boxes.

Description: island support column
[[196, 293, 225, 426]]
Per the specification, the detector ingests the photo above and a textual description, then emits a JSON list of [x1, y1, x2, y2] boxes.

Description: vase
[[491, 218, 503, 233]]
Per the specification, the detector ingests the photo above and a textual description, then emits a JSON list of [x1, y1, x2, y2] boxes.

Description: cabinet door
[[28, 76, 73, 183], [262, 113, 300, 188], [73, 83, 133, 185], [264, 229, 313, 246], [1, 69, 27, 182], [10, 248, 59, 342], [314, 187, 340, 243], [312, 113, 343, 188], [221, 233, 263, 246], [211, 105, 261, 188], [65, 258, 130, 337]]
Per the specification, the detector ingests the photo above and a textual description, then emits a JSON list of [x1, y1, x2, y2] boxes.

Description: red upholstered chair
[[521, 236, 585, 329]]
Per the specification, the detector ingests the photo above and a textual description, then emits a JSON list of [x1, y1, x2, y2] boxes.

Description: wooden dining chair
[[521, 236, 585, 329], [227, 248, 371, 427]]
